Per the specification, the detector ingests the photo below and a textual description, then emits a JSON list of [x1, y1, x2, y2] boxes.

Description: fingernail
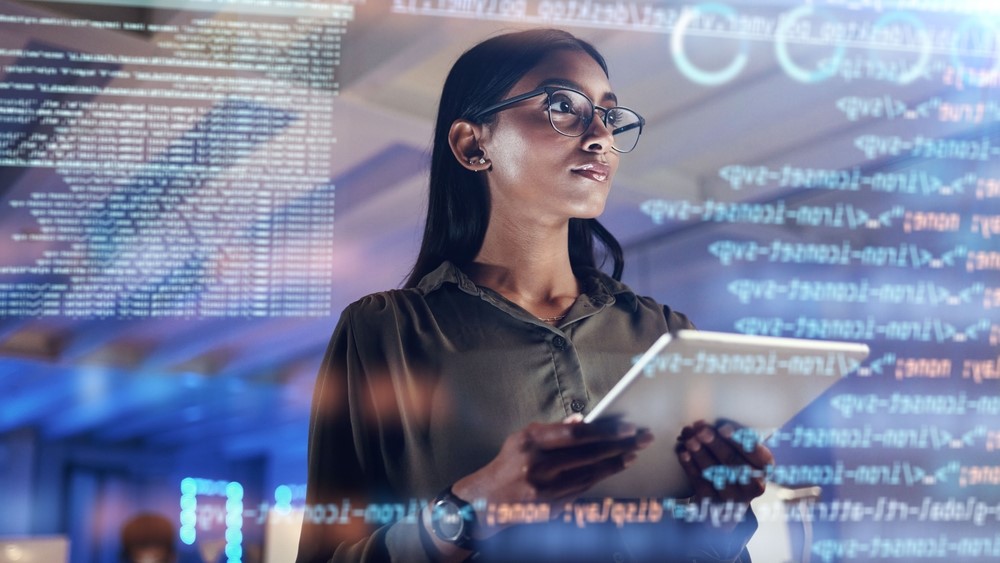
[[685, 437, 701, 452], [616, 422, 637, 437], [637, 432, 654, 448], [718, 424, 734, 438], [679, 451, 691, 463], [697, 427, 714, 444], [564, 413, 584, 423], [623, 452, 638, 467]]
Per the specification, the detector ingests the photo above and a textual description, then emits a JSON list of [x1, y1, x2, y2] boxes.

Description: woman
[[297, 28, 772, 562]]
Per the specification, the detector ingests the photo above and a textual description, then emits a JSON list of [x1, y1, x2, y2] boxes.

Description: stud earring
[[469, 156, 486, 165]]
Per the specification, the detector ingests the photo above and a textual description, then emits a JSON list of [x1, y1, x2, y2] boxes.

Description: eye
[[548, 92, 584, 115], [606, 107, 628, 126]]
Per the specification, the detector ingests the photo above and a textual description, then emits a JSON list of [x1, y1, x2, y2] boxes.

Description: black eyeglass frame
[[470, 86, 646, 153]]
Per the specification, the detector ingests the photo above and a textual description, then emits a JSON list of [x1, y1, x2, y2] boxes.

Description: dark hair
[[404, 28, 624, 288], [120, 512, 175, 562]]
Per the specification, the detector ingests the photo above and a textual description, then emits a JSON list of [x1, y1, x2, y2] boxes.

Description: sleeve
[[680, 509, 758, 562], [295, 306, 432, 563]]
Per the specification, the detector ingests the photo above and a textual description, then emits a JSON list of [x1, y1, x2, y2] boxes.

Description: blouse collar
[[415, 261, 638, 312]]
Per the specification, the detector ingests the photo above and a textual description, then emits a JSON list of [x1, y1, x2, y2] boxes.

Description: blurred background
[[0, 0, 997, 561]]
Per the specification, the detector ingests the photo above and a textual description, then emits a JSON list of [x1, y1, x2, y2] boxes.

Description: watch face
[[433, 500, 465, 541]]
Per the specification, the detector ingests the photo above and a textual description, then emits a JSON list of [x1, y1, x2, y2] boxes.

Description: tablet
[[582, 330, 870, 498]]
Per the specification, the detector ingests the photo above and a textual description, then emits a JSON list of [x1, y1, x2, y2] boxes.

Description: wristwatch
[[430, 486, 477, 550]]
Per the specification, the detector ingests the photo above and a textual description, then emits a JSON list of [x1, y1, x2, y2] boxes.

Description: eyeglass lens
[[546, 89, 642, 152]]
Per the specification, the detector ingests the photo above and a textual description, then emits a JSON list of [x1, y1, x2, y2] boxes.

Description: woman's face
[[478, 49, 620, 226]]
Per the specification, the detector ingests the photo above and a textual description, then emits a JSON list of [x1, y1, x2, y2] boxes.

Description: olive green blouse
[[296, 261, 753, 562]]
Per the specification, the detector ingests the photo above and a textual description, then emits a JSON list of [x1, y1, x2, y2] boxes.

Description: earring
[[469, 156, 486, 165]]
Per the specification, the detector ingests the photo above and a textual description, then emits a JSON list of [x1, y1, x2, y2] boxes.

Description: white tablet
[[583, 330, 870, 498]]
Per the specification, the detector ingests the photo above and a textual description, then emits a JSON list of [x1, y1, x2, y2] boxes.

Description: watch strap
[[430, 485, 478, 551]]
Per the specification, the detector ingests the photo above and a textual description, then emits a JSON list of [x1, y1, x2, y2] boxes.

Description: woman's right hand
[[451, 416, 652, 540]]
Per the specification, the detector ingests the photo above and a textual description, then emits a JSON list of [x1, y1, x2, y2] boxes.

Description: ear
[[448, 119, 491, 172]]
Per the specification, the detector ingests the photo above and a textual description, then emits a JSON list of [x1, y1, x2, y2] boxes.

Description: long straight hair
[[404, 29, 624, 288]]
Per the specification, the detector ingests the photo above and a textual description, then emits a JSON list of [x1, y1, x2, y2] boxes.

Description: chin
[[570, 203, 607, 220], [560, 188, 609, 220]]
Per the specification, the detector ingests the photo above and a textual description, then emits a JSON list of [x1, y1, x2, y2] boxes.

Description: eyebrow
[[536, 78, 618, 105]]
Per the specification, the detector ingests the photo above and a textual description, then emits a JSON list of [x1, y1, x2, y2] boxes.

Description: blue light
[[274, 484, 292, 505], [226, 529, 244, 544], [180, 477, 243, 560], [775, 6, 846, 83], [670, 3, 748, 87], [226, 481, 244, 500], [179, 526, 196, 545], [870, 11, 931, 85], [949, 18, 1000, 84]]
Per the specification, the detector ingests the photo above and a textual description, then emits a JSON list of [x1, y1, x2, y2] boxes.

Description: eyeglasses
[[471, 86, 645, 153]]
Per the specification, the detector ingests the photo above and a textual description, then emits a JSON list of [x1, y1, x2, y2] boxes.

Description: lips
[[571, 162, 611, 182]]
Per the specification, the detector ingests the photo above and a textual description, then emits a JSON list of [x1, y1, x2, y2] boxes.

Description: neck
[[469, 214, 579, 307]]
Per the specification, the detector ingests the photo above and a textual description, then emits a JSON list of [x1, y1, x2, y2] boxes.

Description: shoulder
[[321, 289, 434, 375], [339, 288, 431, 332], [629, 293, 695, 332], [345, 288, 425, 314], [584, 268, 695, 331], [661, 301, 696, 332]]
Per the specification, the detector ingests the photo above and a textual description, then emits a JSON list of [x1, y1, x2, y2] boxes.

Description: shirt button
[[571, 399, 586, 412], [552, 336, 566, 350]]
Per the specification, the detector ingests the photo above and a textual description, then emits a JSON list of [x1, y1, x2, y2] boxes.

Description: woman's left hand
[[675, 419, 773, 505]]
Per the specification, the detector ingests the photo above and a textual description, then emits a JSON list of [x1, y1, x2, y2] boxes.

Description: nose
[[581, 109, 614, 153]]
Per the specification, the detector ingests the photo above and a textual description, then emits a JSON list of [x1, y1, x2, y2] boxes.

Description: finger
[[530, 432, 653, 482], [682, 433, 726, 497], [719, 469, 767, 504], [717, 421, 760, 454], [737, 474, 768, 501], [677, 448, 715, 500], [544, 451, 639, 499], [697, 426, 742, 467], [676, 419, 709, 442], [677, 426, 695, 442], [687, 430, 755, 502], [684, 430, 723, 467], [527, 418, 638, 450], [689, 426, 770, 502], [727, 432, 771, 501], [717, 423, 776, 469]]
